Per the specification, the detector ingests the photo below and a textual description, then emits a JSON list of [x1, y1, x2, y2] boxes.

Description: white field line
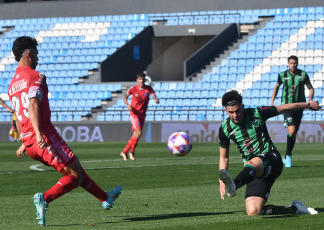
[[0, 157, 322, 174]]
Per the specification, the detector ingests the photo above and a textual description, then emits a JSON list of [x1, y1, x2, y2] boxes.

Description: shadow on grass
[[48, 212, 239, 227], [124, 211, 238, 222]]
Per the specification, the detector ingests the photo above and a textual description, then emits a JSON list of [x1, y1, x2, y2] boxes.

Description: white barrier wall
[[161, 123, 324, 144], [1, 121, 324, 143]]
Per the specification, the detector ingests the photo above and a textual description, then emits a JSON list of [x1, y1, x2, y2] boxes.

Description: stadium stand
[[0, 6, 323, 122]]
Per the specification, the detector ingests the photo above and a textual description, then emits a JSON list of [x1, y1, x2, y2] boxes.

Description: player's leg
[[286, 111, 303, 167], [121, 113, 138, 160], [285, 125, 296, 167], [283, 112, 298, 167], [234, 157, 264, 190], [129, 128, 142, 160], [25, 142, 80, 226], [129, 115, 144, 160], [219, 157, 264, 197], [245, 179, 295, 216], [245, 196, 265, 215], [79, 166, 122, 209]]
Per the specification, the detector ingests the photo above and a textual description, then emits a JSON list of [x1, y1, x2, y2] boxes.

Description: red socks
[[43, 168, 108, 204], [122, 138, 132, 154], [123, 137, 139, 153], [130, 137, 139, 153], [44, 174, 79, 203], [80, 167, 107, 202]]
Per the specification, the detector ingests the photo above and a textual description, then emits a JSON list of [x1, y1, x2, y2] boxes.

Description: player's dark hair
[[12, 36, 38, 62], [288, 55, 298, 63], [137, 72, 146, 79], [222, 90, 243, 107]]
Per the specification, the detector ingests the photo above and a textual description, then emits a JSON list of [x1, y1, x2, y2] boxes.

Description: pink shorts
[[130, 112, 145, 132], [25, 132, 76, 172]]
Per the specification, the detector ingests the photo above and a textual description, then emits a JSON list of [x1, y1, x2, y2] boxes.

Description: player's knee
[[134, 129, 142, 138], [246, 206, 262, 216]]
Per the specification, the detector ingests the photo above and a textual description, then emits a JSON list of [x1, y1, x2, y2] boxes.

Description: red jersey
[[127, 85, 155, 115], [8, 66, 56, 147]]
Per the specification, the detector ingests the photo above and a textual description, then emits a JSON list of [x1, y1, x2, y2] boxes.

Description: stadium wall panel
[[1, 122, 324, 144], [185, 23, 239, 79], [0, 0, 324, 19], [101, 27, 153, 82]]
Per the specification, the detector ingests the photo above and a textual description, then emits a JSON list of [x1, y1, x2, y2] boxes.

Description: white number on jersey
[[11, 91, 30, 122]]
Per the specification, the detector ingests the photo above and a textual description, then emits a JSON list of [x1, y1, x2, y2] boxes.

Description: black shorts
[[245, 151, 283, 202], [283, 110, 303, 130]]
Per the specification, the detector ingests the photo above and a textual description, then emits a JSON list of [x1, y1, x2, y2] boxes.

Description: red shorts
[[130, 112, 145, 132], [25, 132, 76, 172]]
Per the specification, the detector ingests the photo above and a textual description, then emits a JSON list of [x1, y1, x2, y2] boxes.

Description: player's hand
[[219, 179, 226, 200], [308, 101, 321, 111], [155, 99, 159, 104], [36, 133, 47, 149], [16, 144, 27, 158]]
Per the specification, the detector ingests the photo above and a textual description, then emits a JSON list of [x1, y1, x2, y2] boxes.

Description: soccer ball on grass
[[167, 132, 192, 156]]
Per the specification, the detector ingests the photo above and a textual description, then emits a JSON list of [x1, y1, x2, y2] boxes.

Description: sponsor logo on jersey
[[229, 130, 236, 136], [243, 138, 257, 154], [251, 119, 259, 128], [35, 73, 45, 84], [21, 131, 33, 139], [8, 79, 28, 96], [298, 75, 303, 81]]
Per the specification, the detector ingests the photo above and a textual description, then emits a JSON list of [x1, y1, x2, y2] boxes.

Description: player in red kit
[[9, 36, 122, 226], [120, 73, 159, 160]]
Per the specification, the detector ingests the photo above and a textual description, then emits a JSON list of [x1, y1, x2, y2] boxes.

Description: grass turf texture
[[0, 142, 323, 229]]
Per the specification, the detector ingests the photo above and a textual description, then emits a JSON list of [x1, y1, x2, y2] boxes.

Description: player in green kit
[[218, 90, 319, 216], [270, 55, 314, 167]]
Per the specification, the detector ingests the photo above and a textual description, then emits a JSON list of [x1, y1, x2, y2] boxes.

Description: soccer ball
[[167, 132, 192, 156]]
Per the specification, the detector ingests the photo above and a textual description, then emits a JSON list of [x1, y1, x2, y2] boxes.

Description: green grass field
[[0, 141, 323, 229]]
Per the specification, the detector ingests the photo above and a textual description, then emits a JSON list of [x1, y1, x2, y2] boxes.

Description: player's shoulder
[[279, 70, 287, 76], [144, 85, 153, 90], [220, 117, 230, 128]]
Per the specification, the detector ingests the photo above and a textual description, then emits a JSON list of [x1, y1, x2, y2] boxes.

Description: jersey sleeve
[[28, 73, 45, 101], [277, 74, 282, 85], [257, 106, 278, 121], [219, 125, 230, 148], [127, 87, 134, 96]]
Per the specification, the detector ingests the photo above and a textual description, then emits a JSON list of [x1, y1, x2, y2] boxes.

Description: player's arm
[[305, 73, 314, 101], [219, 147, 229, 200], [152, 93, 159, 104], [270, 82, 281, 106], [276, 101, 320, 115], [218, 125, 230, 200], [0, 98, 13, 113], [123, 93, 132, 111], [29, 98, 47, 149]]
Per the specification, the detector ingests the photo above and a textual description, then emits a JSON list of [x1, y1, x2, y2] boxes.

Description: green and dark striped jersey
[[277, 69, 311, 104], [219, 106, 278, 163]]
